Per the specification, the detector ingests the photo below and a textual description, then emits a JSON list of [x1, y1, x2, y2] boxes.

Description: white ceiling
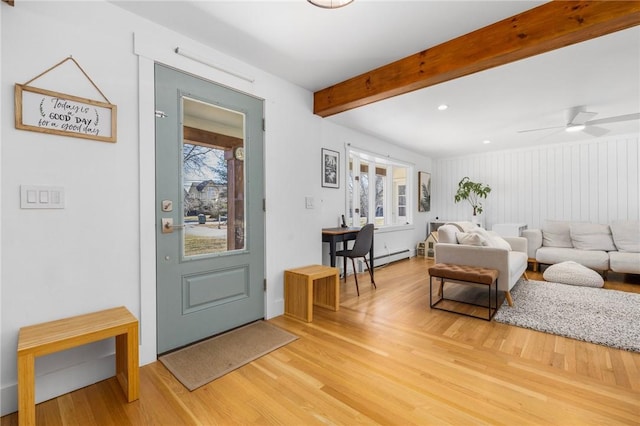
[[114, 0, 640, 158]]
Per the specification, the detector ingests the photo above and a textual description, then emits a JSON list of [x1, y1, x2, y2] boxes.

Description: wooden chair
[[336, 223, 376, 296]]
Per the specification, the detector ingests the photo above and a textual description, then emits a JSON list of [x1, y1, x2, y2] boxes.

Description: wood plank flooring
[[2, 257, 639, 425]]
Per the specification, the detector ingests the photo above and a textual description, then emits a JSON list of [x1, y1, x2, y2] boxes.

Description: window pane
[[393, 168, 407, 225], [375, 167, 386, 226], [347, 158, 354, 226], [182, 97, 245, 257], [359, 161, 369, 225]]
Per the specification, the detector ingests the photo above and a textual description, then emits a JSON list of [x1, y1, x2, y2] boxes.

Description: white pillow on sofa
[[456, 232, 488, 246], [610, 220, 640, 252], [570, 223, 616, 251], [468, 227, 511, 250], [542, 220, 573, 248]]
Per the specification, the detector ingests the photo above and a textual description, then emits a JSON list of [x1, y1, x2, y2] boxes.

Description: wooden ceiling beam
[[313, 1, 640, 117], [2, 0, 15, 6]]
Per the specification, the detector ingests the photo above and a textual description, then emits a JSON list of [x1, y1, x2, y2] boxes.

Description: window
[[346, 148, 413, 228]]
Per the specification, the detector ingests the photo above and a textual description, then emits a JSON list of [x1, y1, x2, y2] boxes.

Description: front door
[[155, 64, 265, 354]]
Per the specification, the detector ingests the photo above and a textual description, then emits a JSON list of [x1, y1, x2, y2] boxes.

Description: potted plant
[[454, 177, 491, 216]]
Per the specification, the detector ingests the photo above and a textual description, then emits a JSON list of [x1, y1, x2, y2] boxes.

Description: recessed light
[[437, 104, 448, 111], [483, 140, 491, 144]]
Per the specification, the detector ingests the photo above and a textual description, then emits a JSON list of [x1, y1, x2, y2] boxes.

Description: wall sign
[[14, 56, 117, 143]]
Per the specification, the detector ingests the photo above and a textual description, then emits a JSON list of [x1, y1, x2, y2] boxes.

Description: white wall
[[433, 135, 640, 230], [0, 2, 4, 418], [0, 1, 432, 415]]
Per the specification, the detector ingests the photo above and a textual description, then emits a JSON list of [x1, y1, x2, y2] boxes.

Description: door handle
[[161, 218, 185, 234]]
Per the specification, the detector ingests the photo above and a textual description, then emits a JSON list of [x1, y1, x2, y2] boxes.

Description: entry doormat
[[159, 321, 298, 390]]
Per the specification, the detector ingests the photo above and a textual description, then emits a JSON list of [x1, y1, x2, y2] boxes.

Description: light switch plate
[[305, 196, 314, 209], [20, 185, 65, 209]]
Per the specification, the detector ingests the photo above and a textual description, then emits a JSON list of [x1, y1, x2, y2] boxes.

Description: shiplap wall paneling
[[433, 135, 639, 230]]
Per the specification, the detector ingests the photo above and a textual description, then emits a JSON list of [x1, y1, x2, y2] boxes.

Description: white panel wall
[[433, 135, 640, 230]]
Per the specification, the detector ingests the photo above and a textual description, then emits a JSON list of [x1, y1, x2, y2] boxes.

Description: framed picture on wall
[[321, 148, 340, 188], [418, 171, 431, 212]]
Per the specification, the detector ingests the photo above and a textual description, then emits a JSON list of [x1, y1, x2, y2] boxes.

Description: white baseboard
[[0, 354, 115, 417]]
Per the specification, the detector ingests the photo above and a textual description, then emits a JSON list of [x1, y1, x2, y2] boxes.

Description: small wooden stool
[[284, 265, 340, 322], [17, 306, 139, 425], [428, 263, 499, 321]]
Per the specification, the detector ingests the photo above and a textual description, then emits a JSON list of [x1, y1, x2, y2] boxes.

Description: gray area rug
[[494, 279, 640, 352], [160, 320, 298, 390]]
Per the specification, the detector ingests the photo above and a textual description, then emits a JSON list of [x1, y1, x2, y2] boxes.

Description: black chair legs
[[350, 258, 359, 296], [348, 257, 376, 296]]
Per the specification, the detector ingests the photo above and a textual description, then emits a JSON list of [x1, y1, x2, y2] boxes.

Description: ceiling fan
[[518, 107, 640, 137]]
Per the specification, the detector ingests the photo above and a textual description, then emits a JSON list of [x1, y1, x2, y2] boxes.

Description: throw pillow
[[456, 232, 488, 246], [569, 223, 616, 251], [468, 227, 511, 250], [488, 236, 512, 251], [542, 220, 573, 248], [609, 220, 640, 252]]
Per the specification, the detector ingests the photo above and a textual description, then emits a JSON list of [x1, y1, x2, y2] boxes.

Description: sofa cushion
[[536, 247, 609, 271], [437, 225, 459, 244], [542, 220, 573, 248], [609, 252, 640, 274], [610, 220, 640, 252], [543, 261, 604, 288], [456, 232, 488, 246], [569, 223, 616, 251]]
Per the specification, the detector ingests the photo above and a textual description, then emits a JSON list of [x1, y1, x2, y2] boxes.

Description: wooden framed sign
[[15, 84, 117, 143]]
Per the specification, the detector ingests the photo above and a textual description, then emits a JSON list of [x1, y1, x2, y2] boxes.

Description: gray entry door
[[155, 64, 265, 354]]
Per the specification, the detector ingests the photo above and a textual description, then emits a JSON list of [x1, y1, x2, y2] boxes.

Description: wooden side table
[[17, 307, 139, 425], [284, 265, 340, 322]]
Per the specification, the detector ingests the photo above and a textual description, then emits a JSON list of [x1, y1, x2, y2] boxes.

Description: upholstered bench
[[428, 263, 500, 321]]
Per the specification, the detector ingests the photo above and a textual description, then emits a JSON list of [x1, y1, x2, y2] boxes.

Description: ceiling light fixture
[[565, 124, 586, 132], [437, 104, 448, 111], [307, 0, 354, 9], [483, 140, 491, 144]]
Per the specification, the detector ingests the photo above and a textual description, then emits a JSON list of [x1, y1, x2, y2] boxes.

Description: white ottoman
[[543, 261, 604, 288]]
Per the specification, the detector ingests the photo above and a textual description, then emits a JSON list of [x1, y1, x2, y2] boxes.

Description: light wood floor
[[3, 258, 639, 425]]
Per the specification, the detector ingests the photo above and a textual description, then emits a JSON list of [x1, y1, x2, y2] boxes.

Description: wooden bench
[[17, 306, 139, 425], [284, 265, 340, 322], [428, 263, 499, 321]]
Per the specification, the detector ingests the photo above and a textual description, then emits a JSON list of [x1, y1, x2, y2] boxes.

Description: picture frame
[[321, 148, 340, 188], [15, 84, 117, 143], [418, 171, 431, 212]]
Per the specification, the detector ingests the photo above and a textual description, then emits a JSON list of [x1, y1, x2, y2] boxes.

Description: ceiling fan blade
[[517, 125, 564, 133], [586, 113, 640, 126], [570, 110, 597, 125], [583, 125, 609, 137]]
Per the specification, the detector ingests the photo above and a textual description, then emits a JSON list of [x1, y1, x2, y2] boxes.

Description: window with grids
[[346, 149, 413, 228]]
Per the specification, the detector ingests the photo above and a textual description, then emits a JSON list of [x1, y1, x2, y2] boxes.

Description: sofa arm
[[522, 229, 542, 259]]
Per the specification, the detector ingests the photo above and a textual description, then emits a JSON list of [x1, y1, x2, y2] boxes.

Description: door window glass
[[182, 97, 245, 257]]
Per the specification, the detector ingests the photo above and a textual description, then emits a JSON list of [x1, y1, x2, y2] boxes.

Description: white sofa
[[435, 222, 529, 306], [522, 220, 640, 276]]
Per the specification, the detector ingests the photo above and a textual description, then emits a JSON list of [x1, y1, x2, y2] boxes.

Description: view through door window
[[182, 97, 246, 257]]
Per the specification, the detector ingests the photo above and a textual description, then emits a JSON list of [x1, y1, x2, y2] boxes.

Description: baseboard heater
[[357, 248, 411, 272]]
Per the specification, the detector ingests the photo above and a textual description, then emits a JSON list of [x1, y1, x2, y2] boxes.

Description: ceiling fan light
[[566, 124, 585, 133], [307, 0, 354, 9]]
